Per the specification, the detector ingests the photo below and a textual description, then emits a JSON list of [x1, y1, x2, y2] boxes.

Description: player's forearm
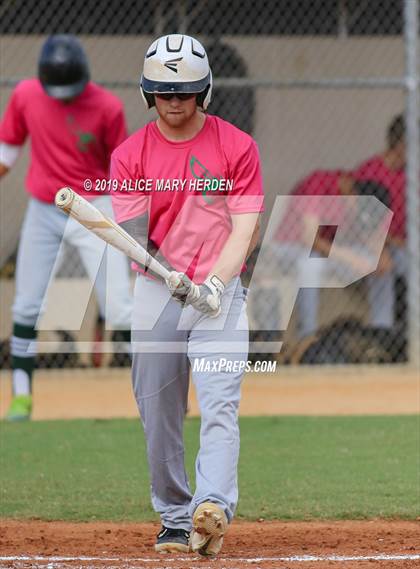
[[302, 215, 325, 252], [246, 216, 261, 259], [310, 235, 333, 256], [0, 163, 10, 178], [387, 235, 405, 248], [0, 143, 21, 177], [209, 213, 260, 285]]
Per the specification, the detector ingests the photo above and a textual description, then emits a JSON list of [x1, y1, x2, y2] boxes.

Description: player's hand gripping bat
[[54, 187, 199, 299]]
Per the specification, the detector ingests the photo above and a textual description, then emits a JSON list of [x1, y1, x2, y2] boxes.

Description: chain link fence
[[0, 0, 418, 368]]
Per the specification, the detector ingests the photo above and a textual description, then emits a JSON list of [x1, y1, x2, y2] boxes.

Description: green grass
[[0, 416, 418, 521]]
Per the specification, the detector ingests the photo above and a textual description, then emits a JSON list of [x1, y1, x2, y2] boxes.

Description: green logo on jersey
[[189, 155, 223, 205], [67, 115, 96, 153]]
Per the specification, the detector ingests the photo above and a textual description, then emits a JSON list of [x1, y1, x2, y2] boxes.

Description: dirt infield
[[0, 366, 419, 419], [1, 367, 419, 567], [1, 519, 419, 568]]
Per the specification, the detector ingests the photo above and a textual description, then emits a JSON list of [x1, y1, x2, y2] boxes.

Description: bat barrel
[[54, 185, 172, 282]]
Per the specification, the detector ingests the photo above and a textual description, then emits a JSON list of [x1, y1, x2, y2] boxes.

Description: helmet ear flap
[[141, 87, 155, 109], [202, 82, 212, 110], [197, 81, 212, 110]]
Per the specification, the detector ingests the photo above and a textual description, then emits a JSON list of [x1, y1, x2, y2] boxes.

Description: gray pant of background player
[[274, 243, 406, 338], [12, 196, 132, 328], [131, 275, 248, 530]]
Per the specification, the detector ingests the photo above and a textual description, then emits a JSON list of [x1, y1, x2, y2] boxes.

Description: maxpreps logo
[[164, 57, 183, 73], [193, 358, 277, 373]]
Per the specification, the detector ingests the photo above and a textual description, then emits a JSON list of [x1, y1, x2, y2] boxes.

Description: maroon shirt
[[354, 155, 405, 240], [275, 170, 345, 243]]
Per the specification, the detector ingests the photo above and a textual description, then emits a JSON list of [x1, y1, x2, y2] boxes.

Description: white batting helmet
[[140, 34, 212, 110]]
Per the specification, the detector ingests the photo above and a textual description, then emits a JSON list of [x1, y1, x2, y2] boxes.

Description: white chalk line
[[1, 553, 419, 563]]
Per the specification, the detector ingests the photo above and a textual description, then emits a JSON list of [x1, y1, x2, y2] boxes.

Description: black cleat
[[155, 526, 190, 553]]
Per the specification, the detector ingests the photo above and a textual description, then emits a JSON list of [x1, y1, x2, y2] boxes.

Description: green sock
[[11, 323, 37, 394]]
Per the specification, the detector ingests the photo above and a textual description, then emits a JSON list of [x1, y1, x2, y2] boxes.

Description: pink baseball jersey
[[111, 115, 264, 283], [275, 170, 346, 243], [0, 78, 127, 202], [354, 155, 405, 240]]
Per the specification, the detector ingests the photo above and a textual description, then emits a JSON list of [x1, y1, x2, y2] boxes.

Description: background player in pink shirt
[[354, 114, 407, 331], [272, 170, 391, 338], [0, 35, 133, 420], [111, 34, 263, 555]]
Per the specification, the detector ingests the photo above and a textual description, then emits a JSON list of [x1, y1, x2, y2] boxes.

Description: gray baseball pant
[[131, 274, 248, 530]]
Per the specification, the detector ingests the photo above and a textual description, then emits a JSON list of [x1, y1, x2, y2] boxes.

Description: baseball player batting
[[0, 35, 133, 421], [110, 34, 264, 555]]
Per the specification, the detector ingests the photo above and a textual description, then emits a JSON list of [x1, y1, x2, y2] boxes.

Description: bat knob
[[55, 187, 74, 209]]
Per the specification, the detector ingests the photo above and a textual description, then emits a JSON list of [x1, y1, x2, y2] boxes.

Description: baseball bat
[[54, 187, 177, 284]]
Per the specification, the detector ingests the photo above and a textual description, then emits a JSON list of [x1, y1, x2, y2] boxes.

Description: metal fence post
[[404, 0, 420, 369]]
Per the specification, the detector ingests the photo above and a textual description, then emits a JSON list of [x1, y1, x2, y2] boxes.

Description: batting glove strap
[[192, 274, 225, 317], [207, 274, 225, 296]]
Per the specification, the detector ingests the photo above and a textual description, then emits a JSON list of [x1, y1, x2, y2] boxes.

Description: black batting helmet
[[38, 35, 90, 100]]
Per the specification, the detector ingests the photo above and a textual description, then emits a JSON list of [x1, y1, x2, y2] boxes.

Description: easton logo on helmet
[[164, 57, 183, 73], [141, 34, 212, 110]]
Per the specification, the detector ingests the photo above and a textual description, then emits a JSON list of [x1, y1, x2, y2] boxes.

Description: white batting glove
[[191, 275, 225, 318], [165, 271, 200, 305]]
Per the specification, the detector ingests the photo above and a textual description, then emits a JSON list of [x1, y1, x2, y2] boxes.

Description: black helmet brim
[[141, 73, 210, 94], [43, 79, 88, 100]]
